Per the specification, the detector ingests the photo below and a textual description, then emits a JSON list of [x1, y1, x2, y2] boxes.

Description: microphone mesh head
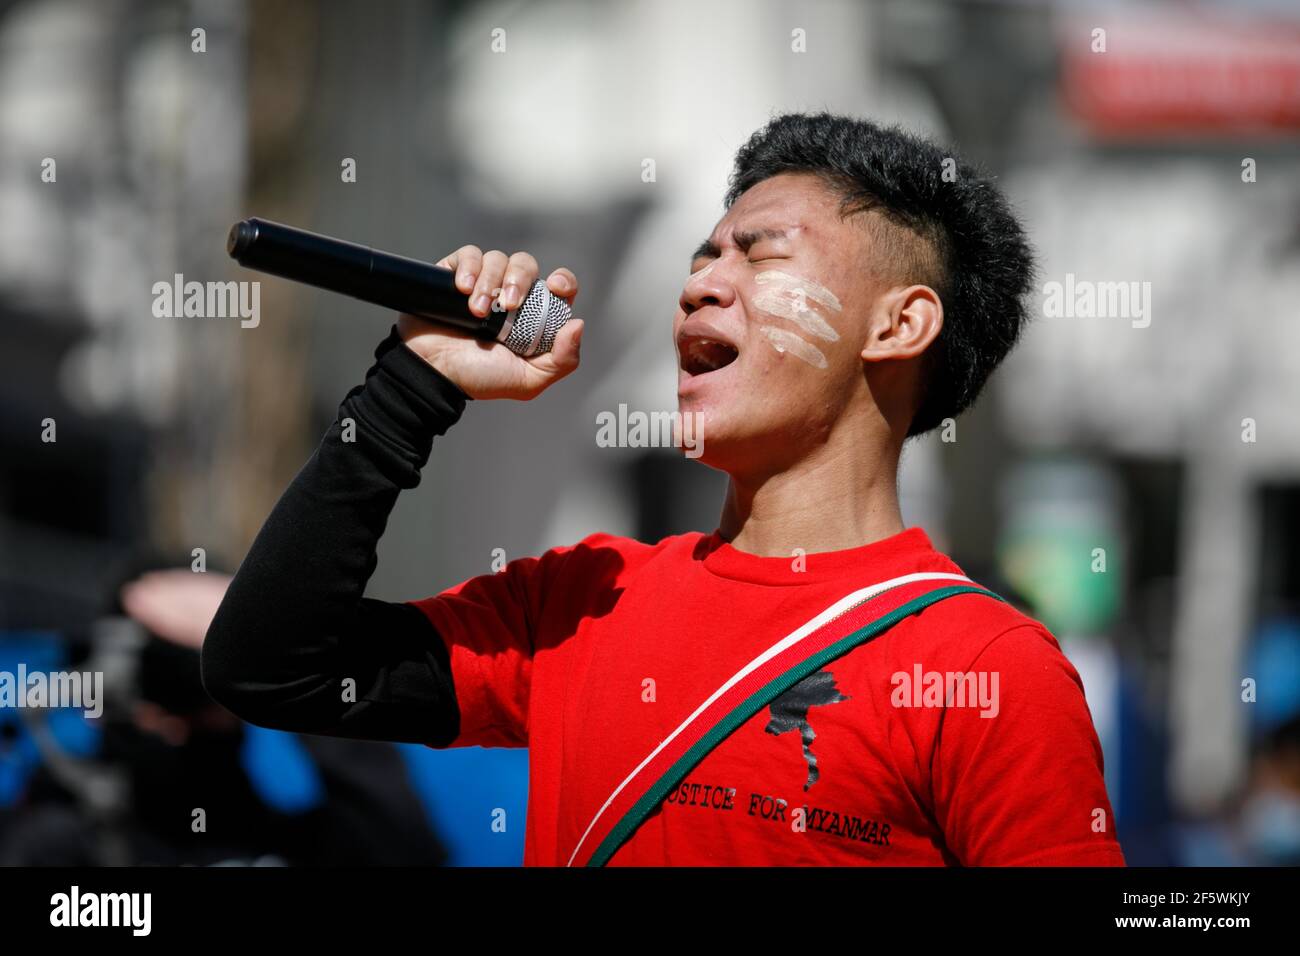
[[501, 281, 572, 357]]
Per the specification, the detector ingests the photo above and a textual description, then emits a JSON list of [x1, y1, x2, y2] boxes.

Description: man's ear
[[861, 285, 943, 363]]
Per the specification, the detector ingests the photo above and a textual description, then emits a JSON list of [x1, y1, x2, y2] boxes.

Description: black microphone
[[226, 218, 572, 357]]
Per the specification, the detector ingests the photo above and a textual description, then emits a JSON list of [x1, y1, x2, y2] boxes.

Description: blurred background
[[2, 0, 1299, 865]]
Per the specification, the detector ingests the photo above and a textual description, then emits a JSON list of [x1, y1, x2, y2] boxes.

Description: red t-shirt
[[412, 526, 1125, 867]]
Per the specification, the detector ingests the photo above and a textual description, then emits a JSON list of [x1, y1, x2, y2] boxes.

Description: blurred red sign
[[1062, 14, 1300, 135]]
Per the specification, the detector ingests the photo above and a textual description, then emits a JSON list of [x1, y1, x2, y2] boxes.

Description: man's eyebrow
[[690, 227, 790, 263], [691, 238, 719, 262]]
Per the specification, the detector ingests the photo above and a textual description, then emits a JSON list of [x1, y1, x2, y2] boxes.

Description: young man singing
[[202, 112, 1125, 867]]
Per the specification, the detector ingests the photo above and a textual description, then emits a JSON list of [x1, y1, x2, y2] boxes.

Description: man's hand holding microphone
[[399, 245, 582, 401]]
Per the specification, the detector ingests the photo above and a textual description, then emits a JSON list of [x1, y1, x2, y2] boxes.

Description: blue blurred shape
[[398, 745, 528, 866], [47, 706, 101, 757], [1248, 617, 1300, 735], [0, 632, 68, 807], [239, 725, 326, 814]]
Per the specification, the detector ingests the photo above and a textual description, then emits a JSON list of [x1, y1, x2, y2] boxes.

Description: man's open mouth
[[679, 337, 740, 376]]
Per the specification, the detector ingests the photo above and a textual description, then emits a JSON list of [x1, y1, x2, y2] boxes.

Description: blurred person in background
[[0, 565, 446, 866]]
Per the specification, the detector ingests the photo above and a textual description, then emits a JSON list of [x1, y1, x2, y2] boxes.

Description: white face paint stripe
[[752, 290, 840, 341], [758, 325, 828, 369], [564, 571, 974, 867], [752, 270, 842, 342], [755, 270, 842, 312]]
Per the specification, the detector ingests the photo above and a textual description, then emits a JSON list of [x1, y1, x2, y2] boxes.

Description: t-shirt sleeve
[[408, 550, 554, 749], [930, 624, 1126, 866]]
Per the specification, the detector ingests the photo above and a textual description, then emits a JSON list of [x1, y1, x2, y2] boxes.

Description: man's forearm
[[201, 327, 467, 744]]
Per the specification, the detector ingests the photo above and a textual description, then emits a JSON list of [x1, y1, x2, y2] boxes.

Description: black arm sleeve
[[201, 327, 468, 746]]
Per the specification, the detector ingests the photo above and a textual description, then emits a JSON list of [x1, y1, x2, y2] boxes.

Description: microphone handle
[[226, 218, 507, 340]]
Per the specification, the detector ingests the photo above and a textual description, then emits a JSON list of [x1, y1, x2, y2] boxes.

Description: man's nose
[[680, 264, 734, 315]]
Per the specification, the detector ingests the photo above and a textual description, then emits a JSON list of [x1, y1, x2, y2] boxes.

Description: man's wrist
[[378, 327, 472, 404]]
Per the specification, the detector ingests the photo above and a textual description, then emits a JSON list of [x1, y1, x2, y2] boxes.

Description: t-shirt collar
[[696, 526, 937, 585]]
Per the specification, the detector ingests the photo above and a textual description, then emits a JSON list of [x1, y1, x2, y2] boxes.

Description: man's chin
[[672, 405, 749, 470]]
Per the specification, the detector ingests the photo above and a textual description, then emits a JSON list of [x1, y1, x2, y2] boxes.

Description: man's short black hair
[[725, 111, 1035, 438]]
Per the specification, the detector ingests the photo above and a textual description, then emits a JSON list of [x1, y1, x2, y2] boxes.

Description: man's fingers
[[470, 250, 509, 316], [501, 252, 539, 310], [546, 317, 583, 376], [436, 248, 575, 327], [435, 245, 483, 295], [547, 268, 578, 303]]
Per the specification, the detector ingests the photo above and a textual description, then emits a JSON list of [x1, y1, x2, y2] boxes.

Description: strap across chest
[[565, 572, 1005, 867]]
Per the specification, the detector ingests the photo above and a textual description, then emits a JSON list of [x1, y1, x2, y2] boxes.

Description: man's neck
[[718, 437, 905, 558]]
